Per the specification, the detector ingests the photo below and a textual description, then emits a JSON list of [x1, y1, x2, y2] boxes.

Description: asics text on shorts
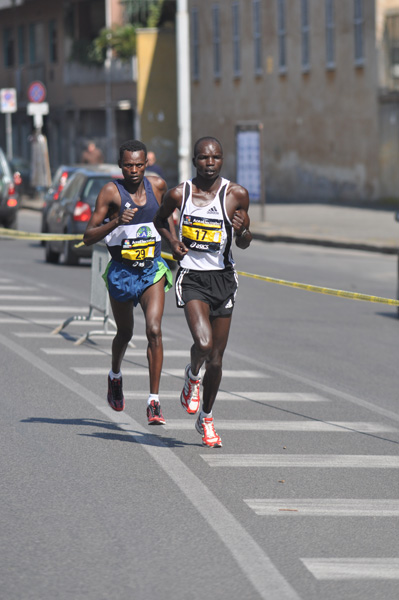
[[107, 375, 125, 411], [147, 400, 166, 425], [180, 364, 201, 414], [196, 415, 222, 448]]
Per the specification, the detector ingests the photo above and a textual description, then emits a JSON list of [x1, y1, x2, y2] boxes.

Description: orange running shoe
[[195, 415, 222, 448], [180, 364, 201, 414]]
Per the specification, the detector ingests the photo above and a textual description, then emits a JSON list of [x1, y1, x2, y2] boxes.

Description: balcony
[[63, 57, 137, 86]]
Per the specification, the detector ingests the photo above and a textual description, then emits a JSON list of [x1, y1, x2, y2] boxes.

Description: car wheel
[[63, 240, 79, 266], [5, 214, 17, 230], [45, 241, 60, 264]]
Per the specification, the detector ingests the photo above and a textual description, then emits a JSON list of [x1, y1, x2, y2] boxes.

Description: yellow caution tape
[[1, 231, 398, 306], [235, 270, 399, 306], [0, 227, 83, 241]]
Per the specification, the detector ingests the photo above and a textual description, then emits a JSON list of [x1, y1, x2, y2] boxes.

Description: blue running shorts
[[103, 258, 173, 305]]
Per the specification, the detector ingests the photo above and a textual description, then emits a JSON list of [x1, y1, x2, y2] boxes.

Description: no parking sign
[[27, 81, 46, 103]]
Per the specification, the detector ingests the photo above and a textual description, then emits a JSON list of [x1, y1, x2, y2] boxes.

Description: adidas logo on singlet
[[207, 206, 219, 214]]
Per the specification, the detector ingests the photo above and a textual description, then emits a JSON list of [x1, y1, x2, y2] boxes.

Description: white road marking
[[72, 367, 268, 378], [0, 295, 62, 301], [244, 498, 399, 516], [165, 420, 396, 433], [0, 305, 88, 312], [0, 331, 300, 600], [40, 348, 188, 357], [301, 558, 399, 580], [0, 285, 37, 291], [124, 391, 328, 402], [202, 454, 399, 468]]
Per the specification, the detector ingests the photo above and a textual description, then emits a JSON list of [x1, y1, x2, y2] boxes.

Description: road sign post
[[0, 88, 17, 160]]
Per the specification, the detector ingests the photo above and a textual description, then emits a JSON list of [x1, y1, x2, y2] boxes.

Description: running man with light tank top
[[83, 140, 174, 425], [154, 136, 252, 447]]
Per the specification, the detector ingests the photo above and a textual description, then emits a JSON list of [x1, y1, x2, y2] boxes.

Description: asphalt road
[[0, 210, 398, 600]]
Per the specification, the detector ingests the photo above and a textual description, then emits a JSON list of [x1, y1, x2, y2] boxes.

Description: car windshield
[[82, 177, 115, 204]]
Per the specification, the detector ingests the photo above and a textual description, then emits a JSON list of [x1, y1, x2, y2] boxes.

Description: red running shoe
[[195, 415, 222, 448], [107, 375, 125, 412], [147, 400, 166, 425], [180, 364, 201, 414]]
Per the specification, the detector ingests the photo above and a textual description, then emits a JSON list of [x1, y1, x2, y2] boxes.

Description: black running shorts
[[175, 267, 238, 316]]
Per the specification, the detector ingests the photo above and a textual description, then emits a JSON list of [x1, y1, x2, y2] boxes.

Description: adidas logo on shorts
[[207, 206, 219, 214], [225, 298, 233, 309]]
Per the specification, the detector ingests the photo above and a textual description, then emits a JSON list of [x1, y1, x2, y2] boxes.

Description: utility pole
[[176, 0, 192, 183]]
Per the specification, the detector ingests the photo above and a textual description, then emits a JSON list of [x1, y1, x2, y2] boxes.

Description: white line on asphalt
[[40, 348, 188, 357], [0, 278, 13, 283], [227, 348, 399, 424], [301, 558, 399, 580], [0, 285, 37, 291], [72, 367, 268, 378], [0, 305, 88, 312], [201, 455, 399, 468], [124, 391, 328, 402], [0, 295, 62, 301], [0, 332, 300, 600], [165, 420, 396, 433], [244, 499, 399, 516]]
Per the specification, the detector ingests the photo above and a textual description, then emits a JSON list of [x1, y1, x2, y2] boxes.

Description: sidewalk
[[249, 202, 399, 255], [21, 195, 399, 255]]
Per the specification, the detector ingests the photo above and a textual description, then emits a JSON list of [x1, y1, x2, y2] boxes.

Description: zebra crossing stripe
[[244, 499, 399, 516], [0, 295, 62, 301], [0, 285, 37, 291], [165, 420, 396, 433], [0, 305, 88, 312], [201, 455, 399, 468], [72, 367, 268, 378], [123, 391, 328, 402], [301, 558, 399, 580], [40, 348, 187, 357]]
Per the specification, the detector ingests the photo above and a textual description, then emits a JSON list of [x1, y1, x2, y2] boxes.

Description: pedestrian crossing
[[0, 277, 398, 594]]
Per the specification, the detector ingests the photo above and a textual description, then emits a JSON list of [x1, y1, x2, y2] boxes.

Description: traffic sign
[[0, 88, 17, 113], [28, 81, 46, 103]]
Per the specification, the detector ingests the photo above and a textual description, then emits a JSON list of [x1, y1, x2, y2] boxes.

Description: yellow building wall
[[136, 27, 178, 185]]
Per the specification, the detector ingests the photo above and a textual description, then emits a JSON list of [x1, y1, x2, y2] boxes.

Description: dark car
[[9, 156, 35, 197], [44, 167, 120, 265], [41, 165, 81, 237], [0, 147, 20, 229]]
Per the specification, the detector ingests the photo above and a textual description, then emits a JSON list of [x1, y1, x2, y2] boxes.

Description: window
[[232, 2, 241, 76], [49, 20, 57, 63], [29, 22, 44, 64], [354, 0, 364, 65], [277, 0, 287, 72], [192, 8, 199, 80], [385, 14, 399, 79], [325, 0, 335, 69], [3, 27, 14, 68], [301, 0, 310, 71], [17, 25, 25, 65], [253, 0, 262, 74], [212, 4, 221, 78]]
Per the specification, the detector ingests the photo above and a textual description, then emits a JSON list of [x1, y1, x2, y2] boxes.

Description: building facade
[[188, 0, 399, 202], [0, 0, 136, 169]]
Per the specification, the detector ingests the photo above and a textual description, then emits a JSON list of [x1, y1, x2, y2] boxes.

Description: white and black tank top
[[179, 178, 234, 271]]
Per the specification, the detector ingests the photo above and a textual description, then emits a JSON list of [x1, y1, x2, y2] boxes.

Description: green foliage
[[92, 24, 137, 62]]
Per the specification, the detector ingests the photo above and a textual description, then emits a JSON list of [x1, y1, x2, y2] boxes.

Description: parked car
[[41, 163, 122, 237], [44, 167, 121, 265], [0, 147, 20, 229], [9, 156, 35, 197]]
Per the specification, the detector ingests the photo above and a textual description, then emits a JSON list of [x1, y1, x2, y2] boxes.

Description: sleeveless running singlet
[[179, 178, 234, 271], [104, 177, 161, 268]]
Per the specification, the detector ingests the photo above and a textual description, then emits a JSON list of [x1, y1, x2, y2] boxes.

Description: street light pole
[[176, 0, 192, 183]]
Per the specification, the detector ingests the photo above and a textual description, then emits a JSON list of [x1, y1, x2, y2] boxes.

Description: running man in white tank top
[[154, 136, 252, 447]]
